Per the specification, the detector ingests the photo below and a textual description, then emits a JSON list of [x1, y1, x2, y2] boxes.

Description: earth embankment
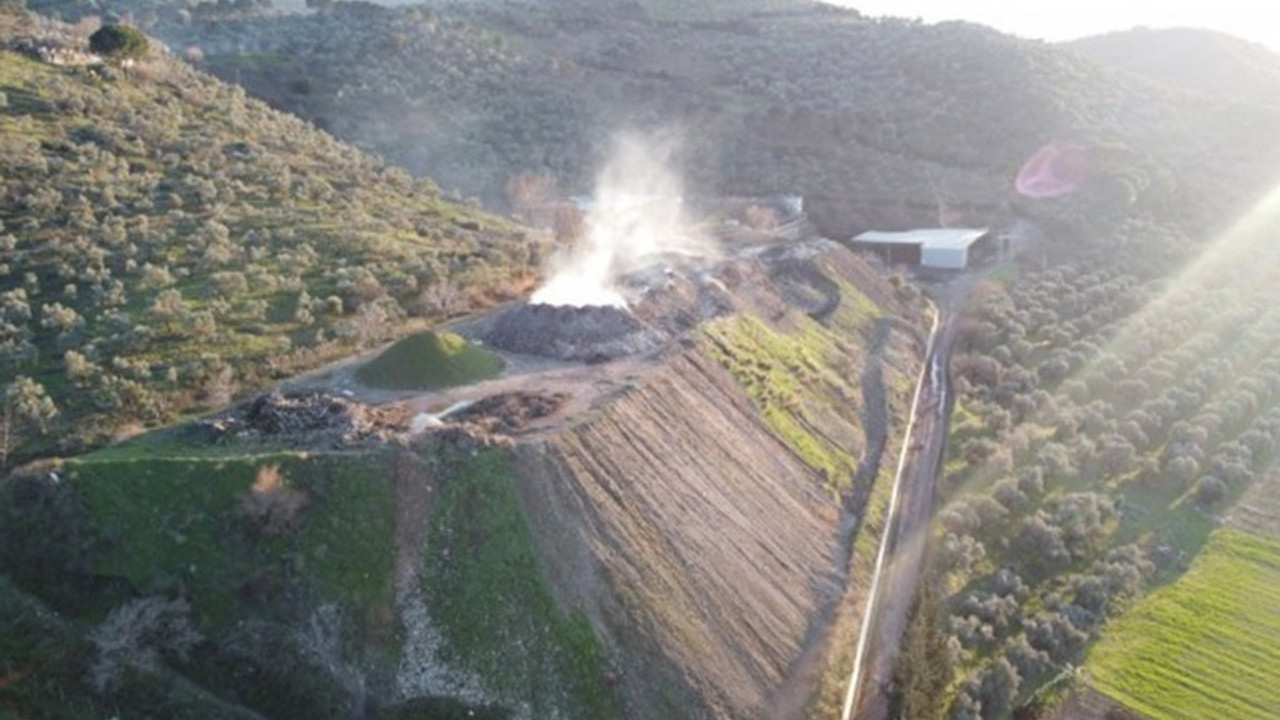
[[515, 350, 842, 720], [509, 248, 929, 720]]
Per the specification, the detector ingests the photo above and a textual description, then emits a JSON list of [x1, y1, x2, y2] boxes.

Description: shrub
[[89, 24, 150, 64], [88, 596, 202, 693], [1193, 475, 1227, 509]]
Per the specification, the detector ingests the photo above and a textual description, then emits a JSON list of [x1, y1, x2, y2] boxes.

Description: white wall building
[[851, 228, 992, 269]]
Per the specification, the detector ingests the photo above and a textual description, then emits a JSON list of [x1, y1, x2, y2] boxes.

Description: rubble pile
[[448, 391, 569, 434], [482, 303, 665, 362], [200, 391, 406, 445]]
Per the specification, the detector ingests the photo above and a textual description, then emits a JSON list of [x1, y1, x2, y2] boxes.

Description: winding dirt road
[[841, 278, 968, 720]]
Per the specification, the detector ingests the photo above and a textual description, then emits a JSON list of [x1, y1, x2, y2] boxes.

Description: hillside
[[7, 3, 1280, 720], [0, 238, 930, 720], [1068, 27, 1280, 109], [109, 0, 1280, 243], [0, 11, 538, 463]]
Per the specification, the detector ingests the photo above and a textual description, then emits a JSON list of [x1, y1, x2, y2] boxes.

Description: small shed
[[851, 228, 992, 269]]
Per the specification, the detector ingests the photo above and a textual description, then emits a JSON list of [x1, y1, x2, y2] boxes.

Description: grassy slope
[[699, 287, 880, 490], [1089, 528, 1280, 720], [0, 441, 399, 719], [2, 422, 620, 719], [66, 451, 396, 628], [0, 21, 537, 460], [422, 449, 621, 719]]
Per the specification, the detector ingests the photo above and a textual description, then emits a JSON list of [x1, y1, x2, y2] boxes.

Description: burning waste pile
[[483, 132, 721, 362], [485, 303, 663, 362]]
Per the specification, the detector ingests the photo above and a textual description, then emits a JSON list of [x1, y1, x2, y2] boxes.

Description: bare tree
[[88, 596, 202, 693]]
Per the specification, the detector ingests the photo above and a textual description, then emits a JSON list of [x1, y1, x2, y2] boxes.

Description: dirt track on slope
[[1048, 686, 1153, 720], [846, 278, 969, 720]]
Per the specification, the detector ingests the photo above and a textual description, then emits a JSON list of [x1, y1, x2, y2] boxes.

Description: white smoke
[[531, 131, 715, 308]]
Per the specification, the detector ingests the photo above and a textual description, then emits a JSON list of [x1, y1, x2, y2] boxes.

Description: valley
[[5, 2, 1280, 720]]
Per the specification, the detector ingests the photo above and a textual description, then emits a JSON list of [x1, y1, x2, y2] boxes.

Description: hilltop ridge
[[1068, 27, 1280, 108], [94, 0, 1280, 244]]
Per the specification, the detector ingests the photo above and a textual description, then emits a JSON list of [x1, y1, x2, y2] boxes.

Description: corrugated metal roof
[[852, 228, 989, 250]]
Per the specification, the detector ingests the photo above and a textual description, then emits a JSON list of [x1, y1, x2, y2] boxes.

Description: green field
[[1089, 528, 1280, 720]]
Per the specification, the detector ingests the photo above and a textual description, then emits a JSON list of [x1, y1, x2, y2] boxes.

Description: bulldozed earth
[[0, 239, 928, 720], [384, 239, 930, 720]]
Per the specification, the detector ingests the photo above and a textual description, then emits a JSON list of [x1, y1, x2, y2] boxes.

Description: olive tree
[[89, 24, 150, 65]]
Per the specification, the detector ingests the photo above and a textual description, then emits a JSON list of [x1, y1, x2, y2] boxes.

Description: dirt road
[[841, 278, 968, 720]]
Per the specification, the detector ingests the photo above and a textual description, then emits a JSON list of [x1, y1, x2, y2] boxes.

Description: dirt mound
[[482, 303, 665, 361], [449, 392, 570, 434], [201, 391, 406, 444], [356, 331, 505, 390]]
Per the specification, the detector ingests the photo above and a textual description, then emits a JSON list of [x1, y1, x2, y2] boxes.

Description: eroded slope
[[511, 247, 926, 720]]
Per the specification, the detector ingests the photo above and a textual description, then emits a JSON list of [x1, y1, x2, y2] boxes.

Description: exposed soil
[[1048, 687, 1153, 720], [1227, 467, 1280, 538], [247, 239, 929, 720], [514, 351, 846, 720], [447, 391, 570, 434], [398, 352, 664, 439], [392, 448, 438, 589]]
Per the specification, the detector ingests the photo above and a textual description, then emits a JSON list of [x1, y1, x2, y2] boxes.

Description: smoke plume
[[531, 131, 714, 308]]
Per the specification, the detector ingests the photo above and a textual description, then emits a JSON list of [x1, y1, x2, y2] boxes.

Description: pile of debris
[[413, 391, 570, 454], [482, 303, 664, 362], [200, 391, 405, 445], [430, 424, 516, 453], [448, 391, 569, 434]]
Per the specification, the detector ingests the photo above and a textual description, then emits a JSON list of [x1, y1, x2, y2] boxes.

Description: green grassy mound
[[356, 331, 505, 391], [1089, 528, 1280, 720]]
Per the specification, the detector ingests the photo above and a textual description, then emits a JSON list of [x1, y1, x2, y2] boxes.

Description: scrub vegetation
[[0, 15, 537, 464]]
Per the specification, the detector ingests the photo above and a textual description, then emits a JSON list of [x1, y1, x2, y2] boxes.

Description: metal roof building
[[851, 228, 991, 269]]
